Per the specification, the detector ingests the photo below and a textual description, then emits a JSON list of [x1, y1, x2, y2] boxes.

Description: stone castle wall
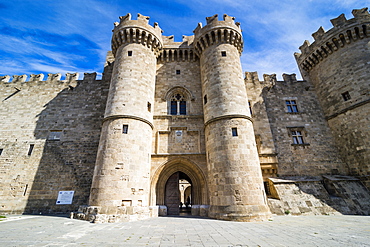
[[295, 8, 370, 183], [0, 73, 109, 214], [245, 72, 279, 181], [249, 74, 347, 176], [154, 46, 205, 156]]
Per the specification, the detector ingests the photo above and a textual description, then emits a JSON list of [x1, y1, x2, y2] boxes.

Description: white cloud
[[1, 0, 368, 78]]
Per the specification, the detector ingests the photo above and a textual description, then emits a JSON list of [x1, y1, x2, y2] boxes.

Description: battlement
[[245, 72, 305, 90], [193, 14, 243, 56], [0, 72, 98, 85], [295, 7, 370, 72], [111, 13, 163, 57], [157, 35, 198, 63]]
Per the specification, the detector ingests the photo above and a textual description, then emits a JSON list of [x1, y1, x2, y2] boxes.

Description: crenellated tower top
[[111, 13, 163, 57], [295, 7, 370, 72], [193, 14, 243, 56]]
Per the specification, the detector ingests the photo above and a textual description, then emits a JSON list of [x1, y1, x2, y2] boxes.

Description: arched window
[[170, 93, 186, 115], [164, 86, 194, 116]]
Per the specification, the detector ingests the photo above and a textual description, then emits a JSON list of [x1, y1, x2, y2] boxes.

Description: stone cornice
[[103, 115, 154, 129], [204, 114, 253, 127]]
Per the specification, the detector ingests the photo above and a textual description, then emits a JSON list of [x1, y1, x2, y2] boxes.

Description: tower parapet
[[111, 13, 163, 57], [193, 14, 243, 56], [295, 8, 370, 72], [294, 7, 370, 187], [157, 35, 198, 63]]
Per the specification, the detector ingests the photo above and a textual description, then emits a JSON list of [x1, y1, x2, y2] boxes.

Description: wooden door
[[165, 172, 180, 215]]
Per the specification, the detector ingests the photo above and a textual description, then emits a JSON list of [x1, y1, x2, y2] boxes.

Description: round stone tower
[[295, 8, 370, 187], [88, 13, 163, 219], [193, 14, 270, 221]]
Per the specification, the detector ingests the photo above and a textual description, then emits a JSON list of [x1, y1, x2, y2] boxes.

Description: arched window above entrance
[[164, 87, 194, 115], [170, 93, 186, 115]]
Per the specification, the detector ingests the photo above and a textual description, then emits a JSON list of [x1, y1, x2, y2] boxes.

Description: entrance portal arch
[[151, 158, 208, 215]]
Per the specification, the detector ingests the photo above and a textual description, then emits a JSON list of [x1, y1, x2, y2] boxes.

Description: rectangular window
[[179, 101, 186, 115], [204, 95, 207, 104], [170, 101, 177, 115], [264, 182, 271, 196], [286, 100, 298, 113], [128, 51, 132, 56], [232, 128, 238, 136], [176, 70, 180, 74], [0, 149, 3, 155], [122, 125, 128, 134], [48, 131, 62, 140], [23, 184, 28, 196], [248, 101, 253, 115], [342, 91, 351, 101], [28, 144, 34, 156], [147, 102, 151, 112], [291, 130, 304, 144], [221, 51, 227, 57]]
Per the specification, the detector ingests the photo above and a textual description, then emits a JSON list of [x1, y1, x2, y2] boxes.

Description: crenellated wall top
[[193, 14, 243, 56], [245, 71, 304, 89], [295, 7, 370, 72], [156, 35, 198, 63], [111, 13, 163, 57], [0, 72, 99, 85]]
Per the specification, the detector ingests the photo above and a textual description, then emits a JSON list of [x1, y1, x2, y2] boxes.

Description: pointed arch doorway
[[165, 171, 192, 215], [151, 158, 208, 217]]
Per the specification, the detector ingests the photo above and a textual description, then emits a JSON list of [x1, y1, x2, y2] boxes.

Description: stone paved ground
[[0, 214, 369, 246]]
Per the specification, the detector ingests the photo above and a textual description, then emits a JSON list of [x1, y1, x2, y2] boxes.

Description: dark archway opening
[[164, 171, 192, 216]]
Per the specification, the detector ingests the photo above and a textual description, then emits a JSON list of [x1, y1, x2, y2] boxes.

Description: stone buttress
[[193, 14, 271, 221], [87, 14, 163, 222]]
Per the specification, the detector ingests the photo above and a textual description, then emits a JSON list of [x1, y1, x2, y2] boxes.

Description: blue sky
[[0, 0, 368, 80]]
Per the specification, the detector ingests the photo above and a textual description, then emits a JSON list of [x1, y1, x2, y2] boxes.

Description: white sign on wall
[[56, 191, 74, 205]]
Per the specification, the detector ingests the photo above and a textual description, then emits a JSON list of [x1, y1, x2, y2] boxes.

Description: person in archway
[[185, 196, 190, 209]]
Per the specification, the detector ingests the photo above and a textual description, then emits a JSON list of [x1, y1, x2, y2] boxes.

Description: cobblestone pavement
[[0, 214, 369, 246]]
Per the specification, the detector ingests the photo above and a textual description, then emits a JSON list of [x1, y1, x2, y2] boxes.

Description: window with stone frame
[[170, 93, 186, 115], [165, 87, 193, 116], [28, 144, 35, 156], [231, 127, 238, 136], [341, 91, 351, 101], [291, 130, 304, 144], [285, 100, 299, 113], [122, 125, 129, 134], [287, 127, 309, 146]]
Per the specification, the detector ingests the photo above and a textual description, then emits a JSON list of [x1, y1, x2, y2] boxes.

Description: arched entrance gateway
[[164, 172, 191, 215], [151, 158, 209, 216]]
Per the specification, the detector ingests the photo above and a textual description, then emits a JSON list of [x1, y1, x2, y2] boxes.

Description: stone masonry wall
[[295, 8, 370, 184], [245, 72, 279, 181], [0, 73, 109, 214], [151, 56, 208, 206], [260, 75, 347, 176], [327, 105, 370, 185], [154, 59, 205, 155], [303, 41, 370, 179]]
